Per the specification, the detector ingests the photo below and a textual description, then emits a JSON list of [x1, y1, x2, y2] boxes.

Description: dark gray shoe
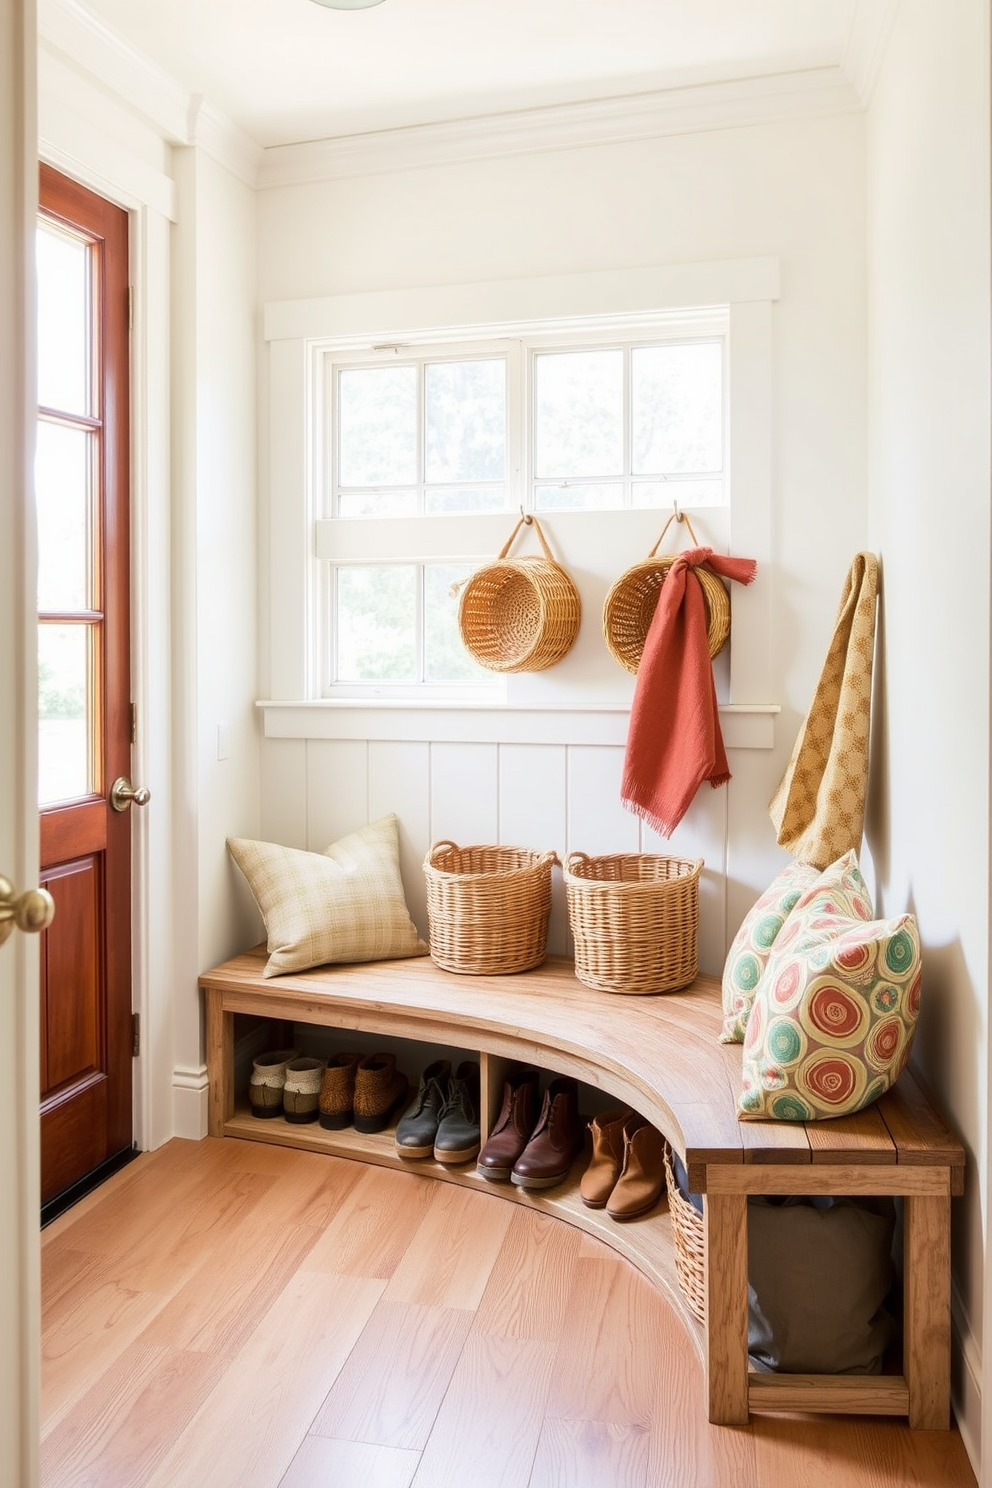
[[395, 1059, 451, 1159], [434, 1061, 481, 1165]]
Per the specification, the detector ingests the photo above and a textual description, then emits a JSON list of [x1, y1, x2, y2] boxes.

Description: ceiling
[[65, 0, 869, 151]]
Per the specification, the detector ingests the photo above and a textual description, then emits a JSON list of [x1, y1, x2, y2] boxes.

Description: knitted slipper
[[283, 1057, 327, 1125], [248, 1048, 300, 1119]]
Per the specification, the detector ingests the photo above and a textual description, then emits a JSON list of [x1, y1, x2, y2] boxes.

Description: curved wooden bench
[[200, 948, 964, 1430]]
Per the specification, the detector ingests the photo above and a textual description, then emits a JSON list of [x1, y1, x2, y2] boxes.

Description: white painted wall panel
[[566, 745, 640, 858], [430, 742, 498, 847], [499, 744, 569, 955], [642, 780, 728, 978], [259, 737, 307, 847], [306, 739, 369, 849], [369, 741, 431, 938]]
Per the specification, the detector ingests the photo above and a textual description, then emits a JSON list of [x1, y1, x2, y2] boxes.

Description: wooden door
[[36, 166, 136, 1210]]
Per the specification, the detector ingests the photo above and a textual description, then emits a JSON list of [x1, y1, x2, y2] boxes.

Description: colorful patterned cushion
[[227, 814, 428, 978], [739, 909, 921, 1121], [721, 852, 871, 1043]]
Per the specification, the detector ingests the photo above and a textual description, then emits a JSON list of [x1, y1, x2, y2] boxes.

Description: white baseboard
[[172, 1064, 209, 1139], [952, 1282, 982, 1480]]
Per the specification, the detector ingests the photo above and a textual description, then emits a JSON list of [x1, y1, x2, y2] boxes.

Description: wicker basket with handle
[[663, 1141, 706, 1323], [424, 840, 558, 975], [564, 851, 703, 995], [457, 513, 581, 673], [602, 512, 730, 674]]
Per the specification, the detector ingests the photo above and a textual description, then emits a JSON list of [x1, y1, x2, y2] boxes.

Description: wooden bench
[[200, 948, 965, 1430]]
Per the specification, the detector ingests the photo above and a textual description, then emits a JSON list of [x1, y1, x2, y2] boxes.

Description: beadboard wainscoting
[[255, 702, 780, 978]]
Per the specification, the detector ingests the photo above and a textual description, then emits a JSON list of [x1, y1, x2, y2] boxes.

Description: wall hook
[[519, 504, 533, 525], [674, 501, 683, 523]]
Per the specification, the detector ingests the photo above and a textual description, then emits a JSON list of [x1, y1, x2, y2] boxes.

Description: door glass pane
[[336, 565, 417, 681], [36, 421, 93, 611], [535, 349, 623, 479], [339, 366, 417, 487], [424, 486, 507, 514], [37, 224, 90, 417], [425, 359, 506, 483], [633, 477, 724, 509], [535, 482, 623, 512], [338, 489, 419, 519], [631, 342, 723, 475], [38, 624, 92, 805]]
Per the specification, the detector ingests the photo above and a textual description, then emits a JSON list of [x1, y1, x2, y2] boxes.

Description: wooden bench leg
[[204, 988, 233, 1138], [903, 1191, 952, 1430], [704, 1189, 749, 1425]]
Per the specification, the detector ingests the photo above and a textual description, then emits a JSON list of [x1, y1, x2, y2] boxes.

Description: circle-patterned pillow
[[738, 912, 921, 1122], [721, 851, 871, 1044]]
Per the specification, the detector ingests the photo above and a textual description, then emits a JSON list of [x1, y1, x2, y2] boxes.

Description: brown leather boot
[[511, 1076, 584, 1190], [318, 1052, 361, 1130], [579, 1108, 638, 1208], [476, 1067, 540, 1182], [353, 1053, 410, 1134], [606, 1121, 666, 1221]]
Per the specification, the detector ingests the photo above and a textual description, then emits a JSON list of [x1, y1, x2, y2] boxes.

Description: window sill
[[256, 699, 780, 750]]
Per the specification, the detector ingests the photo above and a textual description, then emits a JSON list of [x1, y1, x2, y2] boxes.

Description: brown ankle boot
[[510, 1076, 584, 1191], [606, 1120, 666, 1221], [353, 1052, 410, 1134], [579, 1108, 636, 1208], [318, 1052, 361, 1130], [477, 1067, 540, 1182]]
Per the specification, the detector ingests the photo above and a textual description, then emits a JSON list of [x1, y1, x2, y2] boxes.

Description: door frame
[[1, 2, 40, 1484]]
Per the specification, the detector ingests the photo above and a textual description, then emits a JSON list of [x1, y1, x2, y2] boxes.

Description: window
[[316, 314, 728, 696]]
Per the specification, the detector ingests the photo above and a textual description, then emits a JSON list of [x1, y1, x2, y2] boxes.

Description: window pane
[[535, 482, 623, 512], [535, 349, 623, 479], [36, 421, 93, 611], [424, 486, 507, 514], [425, 359, 506, 483], [633, 477, 724, 509], [38, 623, 92, 805], [424, 564, 492, 682], [632, 342, 723, 475], [37, 224, 90, 417], [336, 566, 416, 681], [338, 490, 418, 519], [339, 366, 417, 487]]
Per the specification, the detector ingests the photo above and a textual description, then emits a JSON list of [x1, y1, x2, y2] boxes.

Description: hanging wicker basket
[[603, 512, 730, 675], [564, 850, 703, 995], [424, 839, 558, 975], [457, 514, 581, 673]]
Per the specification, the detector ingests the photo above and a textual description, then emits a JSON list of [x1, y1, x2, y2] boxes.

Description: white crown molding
[[258, 66, 861, 190], [38, 0, 263, 187], [842, 0, 902, 106]]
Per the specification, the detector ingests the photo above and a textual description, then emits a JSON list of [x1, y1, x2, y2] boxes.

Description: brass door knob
[[110, 777, 151, 813], [0, 874, 56, 948]]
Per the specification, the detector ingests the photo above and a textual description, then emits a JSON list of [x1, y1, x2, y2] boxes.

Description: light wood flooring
[[40, 1136, 977, 1488]]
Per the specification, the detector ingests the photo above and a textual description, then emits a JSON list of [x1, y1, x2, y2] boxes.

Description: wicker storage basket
[[458, 514, 581, 673], [564, 851, 703, 995], [663, 1142, 706, 1323], [603, 513, 730, 674], [424, 840, 558, 975]]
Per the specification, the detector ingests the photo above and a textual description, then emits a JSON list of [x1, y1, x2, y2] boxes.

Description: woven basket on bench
[[564, 851, 703, 995], [663, 1141, 706, 1323], [603, 512, 730, 674], [424, 840, 558, 975], [457, 514, 581, 673]]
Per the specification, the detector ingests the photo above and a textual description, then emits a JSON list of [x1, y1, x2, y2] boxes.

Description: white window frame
[[262, 257, 778, 717], [315, 310, 729, 700]]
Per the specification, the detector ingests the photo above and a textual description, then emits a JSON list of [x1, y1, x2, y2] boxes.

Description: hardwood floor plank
[[279, 1436, 420, 1488], [304, 1162, 437, 1278], [385, 1183, 514, 1310], [141, 1271, 386, 1488], [472, 1205, 581, 1342], [751, 1415, 978, 1487], [411, 1334, 556, 1488], [40, 1342, 225, 1488], [544, 1257, 660, 1426], [312, 1299, 474, 1450], [529, 1418, 651, 1488]]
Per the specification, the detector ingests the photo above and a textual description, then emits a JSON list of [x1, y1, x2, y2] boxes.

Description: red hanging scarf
[[620, 548, 757, 837]]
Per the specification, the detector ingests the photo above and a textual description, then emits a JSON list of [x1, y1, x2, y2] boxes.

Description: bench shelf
[[200, 947, 964, 1431]]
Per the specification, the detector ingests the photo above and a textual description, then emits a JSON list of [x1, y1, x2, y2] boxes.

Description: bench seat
[[200, 948, 964, 1429]]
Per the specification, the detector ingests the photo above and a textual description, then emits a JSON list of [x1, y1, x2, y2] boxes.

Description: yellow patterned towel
[[769, 552, 879, 868]]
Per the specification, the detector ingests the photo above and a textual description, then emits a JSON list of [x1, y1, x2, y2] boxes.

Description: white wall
[[171, 143, 260, 1136], [866, 1, 991, 1474], [254, 112, 869, 967]]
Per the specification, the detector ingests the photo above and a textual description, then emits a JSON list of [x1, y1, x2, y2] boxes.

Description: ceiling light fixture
[[311, 0, 386, 9]]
